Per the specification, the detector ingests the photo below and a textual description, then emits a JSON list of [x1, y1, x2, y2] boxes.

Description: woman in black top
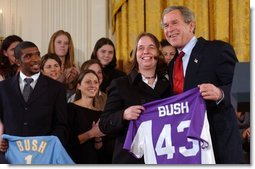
[[67, 70, 105, 163], [99, 32, 171, 164], [90, 37, 126, 93]]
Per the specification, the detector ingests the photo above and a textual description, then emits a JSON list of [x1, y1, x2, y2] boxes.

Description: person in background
[[0, 41, 69, 154], [236, 111, 250, 164], [157, 39, 177, 80], [79, 59, 113, 163], [67, 69, 105, 164], [48, 30, 79, 100], [99, 32, 171, 164], [40, 53, 62, 82], [79, 59, 107, 111], [0, 35, 23, 81], [162, 6, 242, 163], [90, 37, 126, 93], [160, 39, 177, 64]]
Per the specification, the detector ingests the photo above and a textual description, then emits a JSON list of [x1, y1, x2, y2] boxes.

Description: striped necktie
[[23, 78, 33, 102]]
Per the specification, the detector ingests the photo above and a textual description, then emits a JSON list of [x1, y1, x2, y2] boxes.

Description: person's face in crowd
[[3, 41, 21, 65], [42, 58, 61, 80], [96, 44, 114, 67], [88, 63, 103, 85], [136, 36, 158, 71], [161, 45, 176, 64], [18, 47, 41, 77], [77, 72, 99, 98], [162, 9, 195, 49], [54, 34, 69, 58]]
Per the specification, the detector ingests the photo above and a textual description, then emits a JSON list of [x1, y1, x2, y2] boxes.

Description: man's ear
[[190, 21, 196, 33], [3, 50, 7, 57], [15, 59, 21, 66], [77, 83, 81, 90]]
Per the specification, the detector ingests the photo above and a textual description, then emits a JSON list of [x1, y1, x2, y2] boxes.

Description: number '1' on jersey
[[123, 87, 215, 164], [2, 134, 75, 164]]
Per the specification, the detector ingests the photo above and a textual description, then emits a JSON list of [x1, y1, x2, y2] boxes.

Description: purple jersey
[[123, 88, 215, 164]]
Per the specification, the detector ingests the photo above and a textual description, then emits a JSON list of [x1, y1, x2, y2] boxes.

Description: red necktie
[[173, 51, 185, 94]]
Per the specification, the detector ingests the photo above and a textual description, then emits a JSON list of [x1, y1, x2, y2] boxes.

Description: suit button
[[110, 120, 114, 126], [25, 107, 28, 110], [24, 122, 28, 126]]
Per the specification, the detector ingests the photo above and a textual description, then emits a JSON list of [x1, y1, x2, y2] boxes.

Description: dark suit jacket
[[99, 70, 171, 164], [0, 73, 69, 146], [168, 37, 243, 164]]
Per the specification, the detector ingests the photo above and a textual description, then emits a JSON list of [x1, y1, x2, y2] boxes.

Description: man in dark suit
[[161, 6, 243, 164], [0, 41, 69, 154]]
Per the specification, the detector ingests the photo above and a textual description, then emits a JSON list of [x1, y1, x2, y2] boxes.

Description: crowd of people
[[0, 5, 249, 164]]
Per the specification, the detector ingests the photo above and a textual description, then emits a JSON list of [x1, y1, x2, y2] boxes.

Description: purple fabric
[[124, 88, 208, 164]]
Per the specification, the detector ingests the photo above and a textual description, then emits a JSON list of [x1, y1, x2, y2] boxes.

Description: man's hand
[[0, 138, 8, 152], [123, 105, 145, 120], [198, 83, 223, 101]]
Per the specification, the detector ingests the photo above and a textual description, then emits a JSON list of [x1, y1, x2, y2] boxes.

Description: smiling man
[[0, 41, 69, 158], [162, 6, 242, 164]]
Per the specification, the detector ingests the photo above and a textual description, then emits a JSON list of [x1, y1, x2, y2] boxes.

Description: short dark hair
[[40, 53, 62, 70], [160, 39, 170, 48], [14, 41, 38, 60]]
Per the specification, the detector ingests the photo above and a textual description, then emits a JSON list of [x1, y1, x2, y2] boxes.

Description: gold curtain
[[111, 0, 250, 72]]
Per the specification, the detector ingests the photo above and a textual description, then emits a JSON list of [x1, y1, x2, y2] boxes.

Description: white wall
[[0, 0, 108, 67]]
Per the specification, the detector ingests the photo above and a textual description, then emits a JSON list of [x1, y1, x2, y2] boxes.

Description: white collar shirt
[[180, 36, 197, 76], [141, 75, 158, 89], [19, 72, 40, 92]]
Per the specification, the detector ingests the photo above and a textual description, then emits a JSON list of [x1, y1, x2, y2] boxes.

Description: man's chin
[[32, 69, 40, 74]]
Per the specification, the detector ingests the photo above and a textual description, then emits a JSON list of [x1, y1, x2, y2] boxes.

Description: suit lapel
[[27, 74, 48, 104], [168, 53, 178, 90], [184, 37, 206, 90], [11, 74, 25, 103]]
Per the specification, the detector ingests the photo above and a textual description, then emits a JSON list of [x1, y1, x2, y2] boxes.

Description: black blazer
[[99, 70, 171, 164], [0, 73, 69, 146], [168, 37, 243, 164]]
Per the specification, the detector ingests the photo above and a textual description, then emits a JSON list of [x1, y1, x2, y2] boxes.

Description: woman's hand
[[78, 120, 105, 144], [90, 120, 105, 138], [65, 66, 79, 84]]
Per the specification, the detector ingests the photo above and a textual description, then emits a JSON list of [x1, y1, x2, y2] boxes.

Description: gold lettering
[[24, 139, 31, 151], [16, 141, 24, 152], [32, 139, 38, 151], [38, 141, 47, 154]]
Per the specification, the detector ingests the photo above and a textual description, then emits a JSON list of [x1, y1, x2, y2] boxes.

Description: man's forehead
[[22, 47, 39, 53], [164, 10, 183, 21]]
